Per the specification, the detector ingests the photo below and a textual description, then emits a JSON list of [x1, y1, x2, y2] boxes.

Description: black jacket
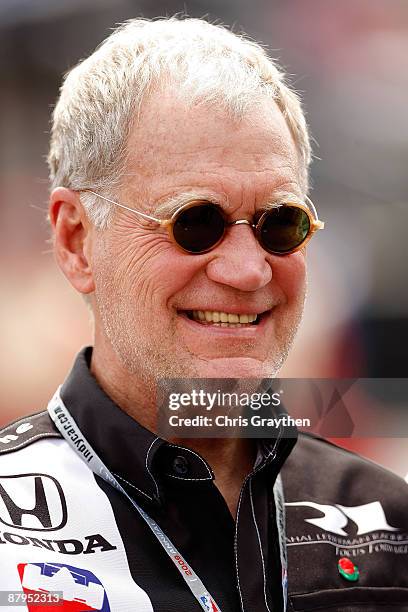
[[0, 348, 406, 611]]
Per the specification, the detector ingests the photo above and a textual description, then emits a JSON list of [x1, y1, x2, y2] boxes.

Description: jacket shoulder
[[282, 431, 408, 496], [281, 431, 408, 522], [0, 411, 61, 456]]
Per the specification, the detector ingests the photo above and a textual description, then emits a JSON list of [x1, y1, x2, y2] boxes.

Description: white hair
[[48, 16, 312, 228]]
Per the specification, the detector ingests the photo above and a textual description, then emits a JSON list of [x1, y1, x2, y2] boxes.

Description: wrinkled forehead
[[122, 91, 303, 207]]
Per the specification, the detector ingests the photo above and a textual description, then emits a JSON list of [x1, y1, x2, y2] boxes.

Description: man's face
[[91, 93, 307, 382]]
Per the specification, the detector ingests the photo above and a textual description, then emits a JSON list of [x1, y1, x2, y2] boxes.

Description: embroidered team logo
[[18, 563, 111, 611], [285, 500, 399, 535]]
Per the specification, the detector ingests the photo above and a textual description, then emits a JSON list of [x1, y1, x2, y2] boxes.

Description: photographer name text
[[168, 414, 311, 428]]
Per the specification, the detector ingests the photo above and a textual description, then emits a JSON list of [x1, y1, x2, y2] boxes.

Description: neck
[[90, 341, 157, 431], [91, 345, 255, 518]]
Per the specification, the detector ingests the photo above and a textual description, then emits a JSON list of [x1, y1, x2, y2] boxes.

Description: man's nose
[[205, 224, 273, 291]]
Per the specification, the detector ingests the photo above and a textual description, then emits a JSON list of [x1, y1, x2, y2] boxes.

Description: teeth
[[228, 314, 239, 324], [190, 310, 259, 325]]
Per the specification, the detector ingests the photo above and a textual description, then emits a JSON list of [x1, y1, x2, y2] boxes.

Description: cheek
[[271, 252, 306, 304], [94, 232, 203, 308]]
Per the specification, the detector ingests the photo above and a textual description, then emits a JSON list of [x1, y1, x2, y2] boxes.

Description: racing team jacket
[[0, 347, 407, 611]]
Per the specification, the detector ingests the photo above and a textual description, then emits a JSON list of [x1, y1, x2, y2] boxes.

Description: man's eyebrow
[[152, 191, 226, 218], [262, 192, 304, 210], [152, 190, 305, 218]]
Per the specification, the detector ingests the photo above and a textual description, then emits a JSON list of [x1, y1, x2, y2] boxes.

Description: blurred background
[[0, 0, 407, 475]]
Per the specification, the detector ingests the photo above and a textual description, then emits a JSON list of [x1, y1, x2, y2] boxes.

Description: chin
[[195, 356, 280, 379]]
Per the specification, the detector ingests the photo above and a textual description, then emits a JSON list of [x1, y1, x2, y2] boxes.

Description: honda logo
[[0, 474, 67, 531]]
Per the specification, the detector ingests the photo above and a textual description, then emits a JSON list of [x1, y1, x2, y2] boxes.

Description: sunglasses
[[81, 190, 324, 255]]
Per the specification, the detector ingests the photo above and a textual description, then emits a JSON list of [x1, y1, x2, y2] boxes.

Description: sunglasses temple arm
[[81, 190, 162, 224], [305, 195, 320, 221]]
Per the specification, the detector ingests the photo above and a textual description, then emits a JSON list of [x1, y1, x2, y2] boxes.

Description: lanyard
[[47, 387, 222, 612]]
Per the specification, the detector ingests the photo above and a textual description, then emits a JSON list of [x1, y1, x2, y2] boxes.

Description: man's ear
[[49, 187, 95, 294]]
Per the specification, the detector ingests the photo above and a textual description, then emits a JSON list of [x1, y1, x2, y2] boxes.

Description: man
[[0, 17, 407, 612]]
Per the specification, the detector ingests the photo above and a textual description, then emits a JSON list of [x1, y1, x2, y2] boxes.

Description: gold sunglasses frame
[[80, 190, 324, 255]]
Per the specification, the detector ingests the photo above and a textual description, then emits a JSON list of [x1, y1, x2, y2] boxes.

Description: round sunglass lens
[[173, 203, 225, 253], [260, 206, 310, 253]]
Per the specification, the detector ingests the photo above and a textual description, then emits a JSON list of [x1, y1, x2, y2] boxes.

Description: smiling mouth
[[181, 309, 265, 328]]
